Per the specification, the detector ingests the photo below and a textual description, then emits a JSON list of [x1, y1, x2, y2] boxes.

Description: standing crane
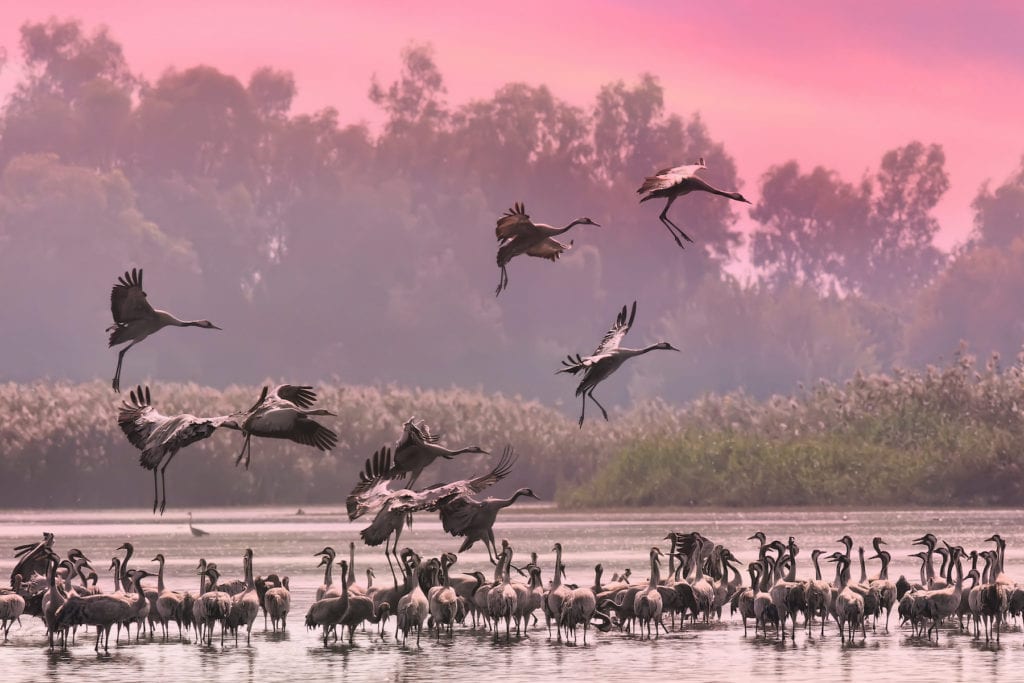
[[493, 202, 598, 296], [188, 512, 209, 537], [637, 158, 751, 248], [107, 268, 221, 393], [558, 301, 679, 426]]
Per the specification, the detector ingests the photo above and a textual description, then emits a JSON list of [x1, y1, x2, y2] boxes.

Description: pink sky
[[1, 1, 1022, 251]]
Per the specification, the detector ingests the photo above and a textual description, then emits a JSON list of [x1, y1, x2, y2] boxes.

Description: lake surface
[[2, 506, 1022, 682]]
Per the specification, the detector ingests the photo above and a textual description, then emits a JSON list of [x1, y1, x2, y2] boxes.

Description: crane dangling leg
[[658, 196, 693, 249], [234, 433, 252, 469], [578, 392, 587, 428], [495, 266, 509, 296], [588, 390, 609, 421], [152, 470, 161, 514], [111, 340, 139, 393]]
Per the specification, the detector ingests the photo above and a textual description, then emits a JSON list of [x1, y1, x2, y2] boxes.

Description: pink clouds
[[1, 0, 1021, 249]]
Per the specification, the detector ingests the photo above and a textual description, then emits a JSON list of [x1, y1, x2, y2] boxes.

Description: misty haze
[[2, 4, 1024, 680]]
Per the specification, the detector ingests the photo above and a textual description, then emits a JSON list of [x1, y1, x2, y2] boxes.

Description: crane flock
[[6, 530, 1023, 653]]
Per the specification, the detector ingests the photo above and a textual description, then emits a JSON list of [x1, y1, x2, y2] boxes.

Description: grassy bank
[[561, 349, 1024, 507], [2, 348, 1022, 508]]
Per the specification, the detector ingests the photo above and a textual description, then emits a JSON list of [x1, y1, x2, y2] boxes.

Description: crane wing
[[438, 495, 483, 537], [636, 159, 706, 196], [591, 301, 637, 356], [347, 447, 399, 520], [280, 416, 338, 451], [495, 202, 535, 241], [118, 385, 236, 471], [109, 268, 155, 325], [413, 444, 517, 509], [10, 536, 54, 588], [395, 417, 442, 453], [525, 237, 571, 261], [271, 384, 318, 409]]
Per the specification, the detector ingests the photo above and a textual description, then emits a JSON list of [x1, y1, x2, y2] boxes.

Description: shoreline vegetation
[[1, 347, 1022, 509]]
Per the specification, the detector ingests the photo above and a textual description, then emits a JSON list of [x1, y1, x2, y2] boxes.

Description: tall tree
[[751, 142, 948, 299], [970, 157, 1024, 249]]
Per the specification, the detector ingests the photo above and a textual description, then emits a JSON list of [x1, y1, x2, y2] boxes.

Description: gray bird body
[[558, 302, 678, 426], [389, 418, 487, 488], [438, 488, 538, 563], [233, 385, 338, 470], [637, 158, 751, 248], [118, 385, 241, 514], [106, 268, 220, 393], [347, 445, 517, 586], [493, 202, 598, 295]]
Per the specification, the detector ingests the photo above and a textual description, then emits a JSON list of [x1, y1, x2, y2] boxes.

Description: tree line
[[0, 17, 1022, 413]]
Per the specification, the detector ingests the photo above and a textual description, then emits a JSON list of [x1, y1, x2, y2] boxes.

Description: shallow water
[[1, 506, 1022, 683]]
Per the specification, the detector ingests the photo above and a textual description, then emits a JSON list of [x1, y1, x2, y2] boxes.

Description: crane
[[493, 202, 598, 296], [558, 301, 679, 426], [637, 158, 751, 249], [107, 268, 220, 393]]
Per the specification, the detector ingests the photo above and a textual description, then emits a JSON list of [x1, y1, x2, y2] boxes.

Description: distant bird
[[637, 158, 751, 248], [558, 301, 679, 426], [494, 202, 598, 296], [188, 512, 209, 537], [118, 385, 240, 514], [233, 385, 338, 470], [107, 268, 221, 393], [347, 445, 517, 585], [437, 487, 539, 563], [387, 417, 488, 488]]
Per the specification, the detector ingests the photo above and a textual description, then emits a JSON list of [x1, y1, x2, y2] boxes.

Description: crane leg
[[588, 391, 609, 421], [152, 470, 160, 514], [495, 266, 508, 296], [112, 341, 138, 393], [158, 452, 180, 515], [578, 393, 586, 428], [234, 434, 252, 469]]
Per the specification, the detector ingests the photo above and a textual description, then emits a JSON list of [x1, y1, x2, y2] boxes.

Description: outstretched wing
[[636, 158, 706, 196], [438, 495, 483, 537], [525, 237, 571, 261], [271, 385, 317, 409], [495, 202, 534, 241], [395, 417, 442, 453], [110, 268, 155, 325], [283, 416, 337, 451], [347, 446, 398, 520], [118, 385, 234, 471], [591, 301, 637, 356], [410, 444, 517, 510]]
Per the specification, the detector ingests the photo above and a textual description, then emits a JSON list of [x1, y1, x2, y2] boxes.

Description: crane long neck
[[111, 559, 122, 592], [811, 553, 822, 581], [621, 344, 667, 359], [245, 555, 255, 590], [324, 558, 333, 586], [648, 554, 660, 589], [553, 219, 585, 235], [347, 545, 356, 587], [553, 547, 563, 588], [157, 557, 165, 593]]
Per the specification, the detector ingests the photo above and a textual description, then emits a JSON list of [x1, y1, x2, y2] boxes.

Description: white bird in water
[[493, 202, 598, 296], [187, 512, 209, 537], [106, 268, 221, 393], [558, 301, 679, 427], [637, 158, 751, 249]]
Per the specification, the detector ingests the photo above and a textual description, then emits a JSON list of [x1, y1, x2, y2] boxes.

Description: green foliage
[[3, 351, 1024, 508], [564, 349, 1024, 507]]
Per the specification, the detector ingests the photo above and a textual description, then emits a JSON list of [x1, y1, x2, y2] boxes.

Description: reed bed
[[2, 348, 1022, 508]]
